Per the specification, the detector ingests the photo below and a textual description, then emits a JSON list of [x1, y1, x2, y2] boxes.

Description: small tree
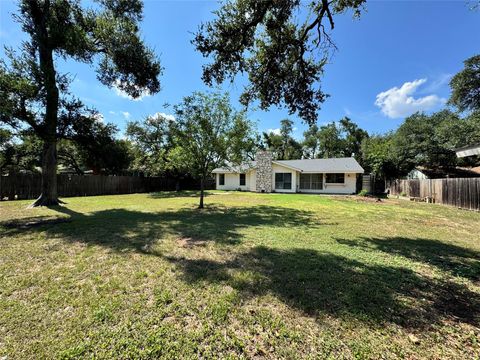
[[361, 133, 398, 180], [0, 0, 161, 206], [171, 92, 256, 208]]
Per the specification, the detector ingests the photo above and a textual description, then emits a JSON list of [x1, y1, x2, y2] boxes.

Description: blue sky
[[1, 0, 479, 139]]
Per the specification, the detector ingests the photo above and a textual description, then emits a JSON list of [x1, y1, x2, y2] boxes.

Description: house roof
[[274, 158, 364, 173], [455, 143, 480, 158], [413, 166, 480, 179], [212, 161, 256, 173], [212, 157, 364, 174]]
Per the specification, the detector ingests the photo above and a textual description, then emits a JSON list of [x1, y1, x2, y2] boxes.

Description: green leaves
[[194, 0, 366, 125], [126, 113, 177, 176], [263, 119, 303, 160], [449, 54, 480, 113], [172, 91, 256, 177]]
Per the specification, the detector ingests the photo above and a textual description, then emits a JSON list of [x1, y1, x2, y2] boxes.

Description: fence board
[[0, 174, 214, 201], [388, 178, 480, 211]]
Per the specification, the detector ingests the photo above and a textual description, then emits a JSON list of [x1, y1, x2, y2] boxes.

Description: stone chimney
[[255, 150, 273, 193]]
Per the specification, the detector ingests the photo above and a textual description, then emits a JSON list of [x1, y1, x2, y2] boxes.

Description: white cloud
[[121, 111, 131, 119], [113, 80, 151, 101], [109, 111, 116, 115], [375, 79, 445, 119], [149, 112, 175, 122], [266, 128, 281, 135]]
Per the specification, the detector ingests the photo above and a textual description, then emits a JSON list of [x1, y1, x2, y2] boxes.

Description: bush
[[358, 189, 369, 197], [400, 191, 407, 197]]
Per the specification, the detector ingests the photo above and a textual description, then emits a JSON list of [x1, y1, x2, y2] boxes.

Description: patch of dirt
[[1, 217, 71, 229], [176, 237, 207, 248]]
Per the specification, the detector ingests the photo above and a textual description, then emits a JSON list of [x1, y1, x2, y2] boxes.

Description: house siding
[[216, 172, 250, 191], [322, 172, 357, 194], [297, 172, 357, 194], [271, 163, 297, 193], [249, 170, 256, 191]]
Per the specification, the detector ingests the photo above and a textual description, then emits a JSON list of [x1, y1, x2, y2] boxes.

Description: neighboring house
[[212, 151, 364, 194], [455, 143, 480, 158], [407, 166, 480, 179]]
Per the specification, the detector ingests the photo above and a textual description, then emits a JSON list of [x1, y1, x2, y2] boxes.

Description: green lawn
[[1, 192, 479, 359]]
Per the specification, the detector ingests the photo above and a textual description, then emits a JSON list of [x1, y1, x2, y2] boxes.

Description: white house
[[212, 151, 364, 194]]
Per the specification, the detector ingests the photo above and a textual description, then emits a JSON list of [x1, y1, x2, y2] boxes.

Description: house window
[[219, 174, 225, 186], [325, 173, 345, 184], [300, 174, 323, 190], [239, 173, 246, 186], [275, 173, 292, 190]]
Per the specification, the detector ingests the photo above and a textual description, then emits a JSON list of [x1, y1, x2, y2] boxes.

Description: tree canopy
[[193, 0, 366, 125], [449, 54, 480, 113], [126, 113, 177, 177], [262, 119, 302, 160]]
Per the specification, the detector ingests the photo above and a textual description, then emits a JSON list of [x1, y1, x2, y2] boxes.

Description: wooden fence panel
[[0, 174, 215, 201], [388, 178, 480, 211]]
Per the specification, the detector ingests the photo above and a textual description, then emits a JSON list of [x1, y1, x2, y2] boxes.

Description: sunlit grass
[[1, 191, 479, 358]]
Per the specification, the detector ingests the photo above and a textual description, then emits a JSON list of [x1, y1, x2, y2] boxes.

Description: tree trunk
[[30, 139, 60, 207], [199, 177, 205, 209], [29, 5, 60, 208]]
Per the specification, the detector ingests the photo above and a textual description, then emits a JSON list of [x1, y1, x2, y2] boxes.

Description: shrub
[[358, 189, 369, 197]]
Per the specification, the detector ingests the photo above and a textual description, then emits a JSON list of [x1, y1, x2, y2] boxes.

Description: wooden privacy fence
[[388, 178, 480, 211], [0, 174, 214, 201]]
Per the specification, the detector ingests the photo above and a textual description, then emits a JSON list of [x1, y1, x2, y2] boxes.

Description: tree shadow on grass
[[148, 191, 208, 199], [164, 246, 480, 329], [0, 204, 323, 253], [3, 204, 479, 330], [336, 237, 480, 281]]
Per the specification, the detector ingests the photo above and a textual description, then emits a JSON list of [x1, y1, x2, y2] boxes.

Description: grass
[[0, 191, 479, 359]]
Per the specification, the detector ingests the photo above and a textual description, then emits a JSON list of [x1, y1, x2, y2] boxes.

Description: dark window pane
[[240, 173, 246, 186], [326, 173, 344, 183], [275, 173, 292, 189], [219, 174, 225, 185], [312, 173, 323, 189], [300, 174, 310, 189]]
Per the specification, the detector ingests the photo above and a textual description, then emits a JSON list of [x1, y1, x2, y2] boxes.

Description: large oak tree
[[0, 0, 161, 206]]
